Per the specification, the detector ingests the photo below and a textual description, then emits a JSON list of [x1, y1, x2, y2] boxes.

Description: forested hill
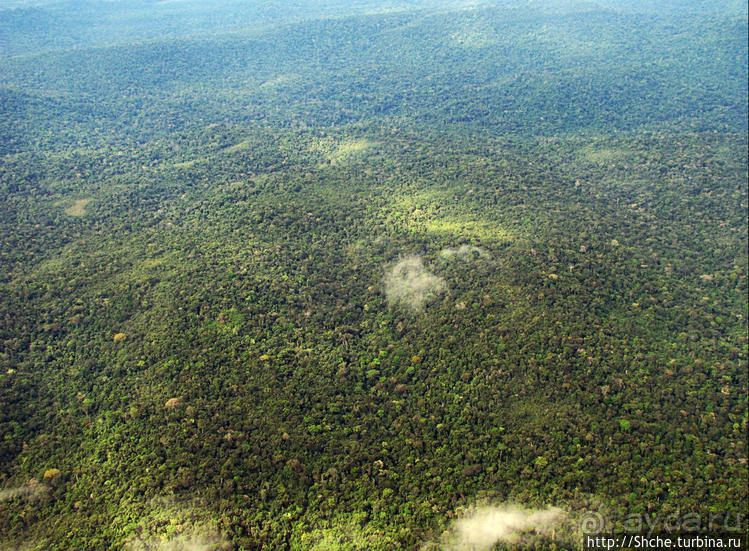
[[0, 1, 746, 550], [0, 0, 484, 57], [1, 2, 747, 154], [1, 0, 746, 57]]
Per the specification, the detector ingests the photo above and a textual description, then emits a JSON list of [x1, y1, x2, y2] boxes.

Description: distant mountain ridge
[[1, 0, 746, 57], [1, 2, 746, 155]]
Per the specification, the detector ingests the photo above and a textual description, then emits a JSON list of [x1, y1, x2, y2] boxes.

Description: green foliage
[[0, 2, 746, 550]]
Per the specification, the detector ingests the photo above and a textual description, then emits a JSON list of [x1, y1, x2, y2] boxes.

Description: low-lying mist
[[0, 482, 49, 503], [383, 255, 446, 312], [439, 245, 491, 261], [126, 532, 227, 551], [433, 504, 564, 551]]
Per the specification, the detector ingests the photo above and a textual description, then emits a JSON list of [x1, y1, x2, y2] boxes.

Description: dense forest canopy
[[0, 1, 746, 550]]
